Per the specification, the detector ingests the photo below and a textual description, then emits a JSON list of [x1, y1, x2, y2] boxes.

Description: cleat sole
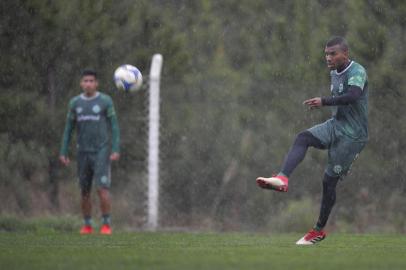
[[256, 179, 288, 192]]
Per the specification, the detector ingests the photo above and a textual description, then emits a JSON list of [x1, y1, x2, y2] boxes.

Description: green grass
[[1, 232, 406, 270]]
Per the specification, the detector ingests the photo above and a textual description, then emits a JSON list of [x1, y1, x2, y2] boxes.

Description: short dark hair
[[326, 36, 349, 52], [81, 69, 97, 79]]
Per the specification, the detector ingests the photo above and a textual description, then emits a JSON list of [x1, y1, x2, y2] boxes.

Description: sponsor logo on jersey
[[77, 115, 100, 122], [92, 105, 101, 113]]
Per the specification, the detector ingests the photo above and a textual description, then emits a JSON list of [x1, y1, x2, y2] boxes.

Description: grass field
[[1, 231, 406, 270]]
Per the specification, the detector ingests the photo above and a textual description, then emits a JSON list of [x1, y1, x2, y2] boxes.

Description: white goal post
[[147, 54, 163, 230]]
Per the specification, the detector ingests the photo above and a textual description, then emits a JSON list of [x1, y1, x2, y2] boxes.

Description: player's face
[[325, 45, 349, 70], [80, 75, 98, 96]]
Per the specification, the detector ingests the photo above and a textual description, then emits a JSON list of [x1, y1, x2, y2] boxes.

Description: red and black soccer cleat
[[79, 225, 93, 235], [100, 224, 112, 235], [296, 229, 327, 245], [256, 175, 289, 192]]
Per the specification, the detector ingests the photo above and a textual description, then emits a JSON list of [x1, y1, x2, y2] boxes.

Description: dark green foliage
[[1, 0, 405, 232]]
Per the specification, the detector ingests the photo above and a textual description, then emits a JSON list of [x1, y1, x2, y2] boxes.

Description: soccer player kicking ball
[[256, 36, 368, 245], [59, 69, 120, 235]]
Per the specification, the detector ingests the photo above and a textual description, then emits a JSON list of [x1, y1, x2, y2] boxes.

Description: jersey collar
[[80, 91, 100, 100], [334, 60, 353, 75]]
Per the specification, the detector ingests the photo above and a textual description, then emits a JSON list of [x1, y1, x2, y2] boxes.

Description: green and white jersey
[[330, 61, 368, 142], [60, 91, 120, 154]]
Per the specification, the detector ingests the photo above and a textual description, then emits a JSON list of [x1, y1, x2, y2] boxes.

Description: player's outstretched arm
[[59, 155, 70, 166], [110, 152, 120, 161], [321, 86, 362, 106], [304, 86, 362, 109], [303, 97, 322, 109]]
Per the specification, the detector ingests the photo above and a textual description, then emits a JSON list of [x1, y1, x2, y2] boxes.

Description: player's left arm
[[304, 68, 367, 109], [304, 86, 362, 109], [107, 98, 120, 161], [321, 86, 362, 106]]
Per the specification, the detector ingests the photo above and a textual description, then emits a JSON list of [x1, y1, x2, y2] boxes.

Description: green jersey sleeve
[[106, 97, 120, 153], [348, 66, 367, 89], [59, 98, 77, 156]]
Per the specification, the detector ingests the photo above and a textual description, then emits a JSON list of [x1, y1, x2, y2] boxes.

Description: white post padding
[[147, 54, 163, 230]]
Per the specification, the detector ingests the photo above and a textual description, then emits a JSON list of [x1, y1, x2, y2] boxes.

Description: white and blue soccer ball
[[114, 64, 143, 92]]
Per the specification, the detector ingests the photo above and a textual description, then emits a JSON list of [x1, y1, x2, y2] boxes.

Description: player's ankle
[[277, 172, 288, 178], [102, 214, 111, 225], [313, 224, 323, 232], [84, 216, 92, 226]]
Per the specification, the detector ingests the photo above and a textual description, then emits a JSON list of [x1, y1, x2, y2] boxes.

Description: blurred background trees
[[1, 0, 405, 232]]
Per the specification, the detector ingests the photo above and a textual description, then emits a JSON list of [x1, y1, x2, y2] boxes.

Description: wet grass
[[1, 231, 406, 270]]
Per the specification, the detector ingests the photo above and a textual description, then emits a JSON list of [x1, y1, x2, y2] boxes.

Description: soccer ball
[[113, 64, 143, 92]]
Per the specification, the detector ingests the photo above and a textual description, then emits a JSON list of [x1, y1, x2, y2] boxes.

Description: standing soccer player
[[59, 69, 120, 235], [256, 36, 368, 245]]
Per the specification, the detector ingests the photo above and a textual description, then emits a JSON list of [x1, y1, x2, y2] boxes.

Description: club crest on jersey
[[76, 107, 83, 114], [92, 105, 101, 113], [100, 175, 108, 184], [333, 165, 342, 174], [339, 83, 344, 93]]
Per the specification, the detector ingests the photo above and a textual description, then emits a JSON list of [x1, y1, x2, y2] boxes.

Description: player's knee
[[97, 187, 110, 199], [322, 173, 339, 187], [294, 131, 311, 146], [81, 187, 90, 199]]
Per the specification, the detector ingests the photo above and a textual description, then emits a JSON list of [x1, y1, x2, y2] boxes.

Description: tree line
[[1, 0, 406, 232]]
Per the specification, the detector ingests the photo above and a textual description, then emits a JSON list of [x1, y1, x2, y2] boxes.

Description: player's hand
[[303, 97, 322, 109], [110, 152, 120, 161], [59, 156, 70, 166]]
